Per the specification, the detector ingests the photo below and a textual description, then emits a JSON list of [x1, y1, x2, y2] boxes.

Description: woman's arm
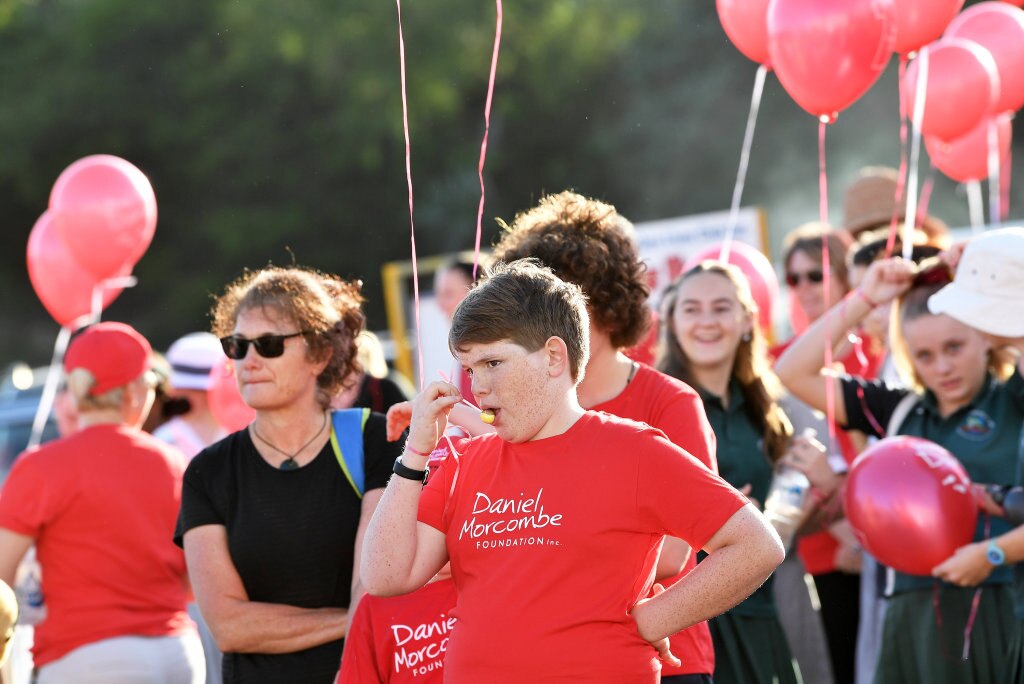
[[349, 488, 384, 613], [363, 382, 460, 596], [632, 504, 784, 642], [776, 258, 915, 424], [183, 525, 348, 654]]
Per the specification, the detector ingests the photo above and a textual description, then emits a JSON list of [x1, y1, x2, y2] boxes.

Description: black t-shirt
[[174, 412, 398, 684]]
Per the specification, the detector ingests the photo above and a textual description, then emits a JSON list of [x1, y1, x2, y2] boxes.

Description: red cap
[[64, 322, 152, 396]]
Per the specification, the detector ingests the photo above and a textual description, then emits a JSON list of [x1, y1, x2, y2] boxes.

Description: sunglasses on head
[[220, 332, 307, 360], [785, 270, 824, 287], [910, 257, 953, 288]]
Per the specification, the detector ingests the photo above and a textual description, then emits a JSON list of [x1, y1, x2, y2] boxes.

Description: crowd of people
[[1, 173, 1023, 684]]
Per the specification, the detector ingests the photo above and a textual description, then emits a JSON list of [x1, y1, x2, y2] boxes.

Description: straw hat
[[843, 166, 949, 243]]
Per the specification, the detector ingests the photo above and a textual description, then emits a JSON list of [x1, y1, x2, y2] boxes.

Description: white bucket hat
[[165, 332, 223, 391], [928, 227, 1024, 337]]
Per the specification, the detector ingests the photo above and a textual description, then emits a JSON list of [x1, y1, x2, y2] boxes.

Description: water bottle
[[763, 464, 810, 549]]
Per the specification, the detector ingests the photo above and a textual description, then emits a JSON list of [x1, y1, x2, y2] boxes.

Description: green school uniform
[[841, 371, 1024, 684], [699, 381, 801, 684]]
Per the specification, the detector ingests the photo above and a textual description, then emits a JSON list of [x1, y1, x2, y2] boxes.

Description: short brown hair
[[211, 266, 365, 408], [492, 190, 650, 349], [783, 222, 853, 293], [449, 259, 590, 381]]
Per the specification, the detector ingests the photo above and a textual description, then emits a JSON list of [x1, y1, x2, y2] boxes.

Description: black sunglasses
[[785, 270, 824, 287], [220, 332, 307, 360]]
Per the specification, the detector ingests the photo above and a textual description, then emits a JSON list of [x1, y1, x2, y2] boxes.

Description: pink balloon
[[684, 242, 780, 340], [845, 436, 978, 576], [926, 114, 1013, 183], [767, 0, 895, 121], [717, 0, 772, 67], [26, 211, 129, 327], [207, 357, 256, 433], [892, 0, 965, 54], [946, 2, 1024, 113], [905, 38, 1000, 142], [49, 155, 158, 280]]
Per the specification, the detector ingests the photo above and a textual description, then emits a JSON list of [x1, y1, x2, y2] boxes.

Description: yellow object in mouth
[[480, 409, 495, 424]]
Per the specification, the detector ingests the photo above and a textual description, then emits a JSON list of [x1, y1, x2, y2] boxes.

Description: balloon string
[[395, 0, 424, 389], [961, 514, 991, 661], [986, 118, 1001, 229], [904, 47, 928, 261], [1001, 144, 1012, 221], [886, 55, 909, 259], [966, 181, 984, 233], [27, 326, 72, 450], [818, 119, 836, 450], [720, 64, 768, 264], [472, 0, 502, 281], [918, 165, 937, 221], [83, 275, 139, 329]]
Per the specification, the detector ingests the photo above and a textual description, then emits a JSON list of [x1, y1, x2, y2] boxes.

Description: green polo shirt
[[842, 370, 1024, 596], [698, 380, 777, 617]]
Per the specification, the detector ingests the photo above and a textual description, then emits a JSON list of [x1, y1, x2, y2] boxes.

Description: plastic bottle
[[763, 464, 811, 549]]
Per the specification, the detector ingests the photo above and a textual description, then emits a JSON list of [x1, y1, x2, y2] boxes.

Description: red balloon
[[926, 114, 1013, 183], [49, 155, 158, 280], [684, 242, 780, 340], [1001, 0, 1024, 7], [905, 38, 1000, 143], [892, 0, 965, 54], [207, 358, 256, 433], [26, 211, 129, 327], [845, 436, 978, 576], [767, 0, 895, 121], [717, 0, 772, 67], [946, 2, 1024, 113]]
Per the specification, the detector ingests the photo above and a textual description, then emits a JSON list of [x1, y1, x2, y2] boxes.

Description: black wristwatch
[[393, 457, 427, 483]]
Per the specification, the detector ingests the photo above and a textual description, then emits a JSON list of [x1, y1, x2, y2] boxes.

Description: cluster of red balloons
[[845, 436, 978, 576], [717, 0, 1024, 182], [26, 155, 157, 327], [916, 3, 1024, 183]]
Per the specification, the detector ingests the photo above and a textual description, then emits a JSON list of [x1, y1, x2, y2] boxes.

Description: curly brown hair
[[211, 266, 365, 409], [492, 190, 651, 350]]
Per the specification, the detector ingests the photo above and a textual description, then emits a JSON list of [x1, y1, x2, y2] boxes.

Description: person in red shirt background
[[0, 322, 202, 683], [362, 260, 783, 683]]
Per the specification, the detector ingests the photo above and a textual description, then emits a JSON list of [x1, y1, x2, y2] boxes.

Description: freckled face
[[457, 339, 558, 443]]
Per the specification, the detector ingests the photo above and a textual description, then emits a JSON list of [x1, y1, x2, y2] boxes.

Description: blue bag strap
[[330, 408, 370, 498]]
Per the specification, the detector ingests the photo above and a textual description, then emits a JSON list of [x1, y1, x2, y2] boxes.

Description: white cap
[[166, 332, 223, 391], [928, 227, 1024, 337]]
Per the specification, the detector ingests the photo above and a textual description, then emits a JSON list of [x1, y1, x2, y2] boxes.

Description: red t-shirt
[[593, 363, 717, 676], [336, 578, 457, 683], [417, 411, 747, 683], [0, 424, 193, 667], [771, 334, 883, 574]]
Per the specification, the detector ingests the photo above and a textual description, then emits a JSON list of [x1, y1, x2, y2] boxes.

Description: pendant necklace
[[251, 411, 328, 471]]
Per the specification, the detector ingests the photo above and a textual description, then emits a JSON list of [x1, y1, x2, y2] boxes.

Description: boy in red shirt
[[362, 260, 784, 683]]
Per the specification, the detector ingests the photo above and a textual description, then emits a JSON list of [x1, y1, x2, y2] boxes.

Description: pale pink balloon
[[208, 358, 256, 433], [946, 1, 1024, 113], [49, 155, 158, 280], [717, 0, 772, 67], [905, 38, 1000, 142], [926, 114, 1012, 183]]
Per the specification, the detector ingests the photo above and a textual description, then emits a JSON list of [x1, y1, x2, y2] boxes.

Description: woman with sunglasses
[[776, 257, 1022, 683], [0, 322, 203, 683], [175, 267, 401, 684]]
